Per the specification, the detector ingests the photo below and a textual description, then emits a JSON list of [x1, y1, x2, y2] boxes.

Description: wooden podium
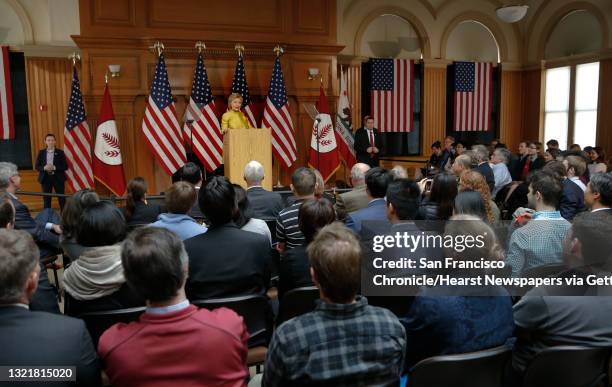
[[223, 128, 273, 190]]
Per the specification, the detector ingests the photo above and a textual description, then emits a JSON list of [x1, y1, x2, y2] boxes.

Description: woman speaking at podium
[[221, 93, 253, 133]]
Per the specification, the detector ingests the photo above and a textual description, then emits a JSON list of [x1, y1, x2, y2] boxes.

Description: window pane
[[544, 112, 568, 150], [573, 110, 597, 148], [575, 62, 599, 110], [545, 67, 570, 112]]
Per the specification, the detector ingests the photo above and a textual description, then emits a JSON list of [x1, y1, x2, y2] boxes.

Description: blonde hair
[[459, 170, 494, 223], [227, 93, 243, 109]]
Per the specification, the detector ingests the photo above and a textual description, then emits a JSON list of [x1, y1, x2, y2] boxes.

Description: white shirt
[[241, 218, 272, 246], [491, 163, 512, 198], [568, 176, 587, 192]]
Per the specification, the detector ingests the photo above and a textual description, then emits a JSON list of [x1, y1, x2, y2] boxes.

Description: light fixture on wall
[[496, 5, 529, 23], [308, 68, 320, 80], [108, 64, 121, 78]]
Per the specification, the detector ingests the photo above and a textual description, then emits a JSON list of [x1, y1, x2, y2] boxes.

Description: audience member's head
[[564, 155, 587, 178], [386, 179, 420, 222], [0, 193, 15, 229], [527, 170, 563, 211], [454, 141, 466, 156], [491, 147, 511, 165], [452, 154, 472, 176], [350, 163, 370, 187], [365, 167, 391, 199], [307, 223, 361, 304], [453, 191, 488, 221], [179, 162, 203, 186], [312, 169, 325, 197], [431, 141, 442, 156], [121, 227, 188, 304], [458, 170, 494, 223], [199, 176, 236, 227], [444, 214, 504, 265], [291, 167, 316, 197], [542, 160, 567, 181], [389, 165, 408, 180], [298, 198, 336, 242], [526, 141, 538, 157], [569, 144, 582, 152], [77, 201, 127, 247], [471, 145, 489, 164], [566, 211, 612, 267], [585, 172, 612, 210], [590, 146, 606, 164], [0, 162, 20, 193], [243, 160, 265, 187], [126, 177, 147, 219], [546, 139, 559, 151], [430, 172, 459, 220], [166, 182, 197, 215], [518, 141, 528, 156], [61, 189, 100, 240], [444, 136, 455, 151], [0, 230, 40, 305], [232, 184, 253, 228], [534, 141, 544, 157]]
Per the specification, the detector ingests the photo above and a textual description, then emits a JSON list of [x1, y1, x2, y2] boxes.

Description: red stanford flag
[[93, 85, 126, 195], [308, 86, 340, 183], [453, 61, 492, 131]]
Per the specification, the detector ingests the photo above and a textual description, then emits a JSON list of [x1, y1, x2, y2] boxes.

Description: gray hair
[[243, 160, 264, 185], [455, 154, 472, 170], [390, 165, 408, 180], [0, 230, 39, 304], [493, 148, 511, 164], [0, 162, 18, 190], [350, 163, 370, 183], [471, 145, 490, 163]]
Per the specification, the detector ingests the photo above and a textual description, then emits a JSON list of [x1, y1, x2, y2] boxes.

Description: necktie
[[521, 158, 531, 181], [369, 130, 375, 147]]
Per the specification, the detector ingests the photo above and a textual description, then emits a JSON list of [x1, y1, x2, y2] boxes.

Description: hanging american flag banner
[[453, 61, 493, 132], [262, 55, 297, 168], [370, 58, 413, 133], [0, 46, 15, 140], [231, 54, 256, 127], [184, 52, 223, 172], [142, 52, 186, 175], [64, 66, 93, 191]]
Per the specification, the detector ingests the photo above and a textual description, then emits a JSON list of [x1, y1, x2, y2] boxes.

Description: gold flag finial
[[273, 45, 284, 57], [195, 41, 206, 54], [235, 44, 245, 57], [153, 41, 164, 57], [68, 52, 80, 66]]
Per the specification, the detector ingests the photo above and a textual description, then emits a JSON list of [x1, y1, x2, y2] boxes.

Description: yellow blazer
[[221, 110, 253, 131]]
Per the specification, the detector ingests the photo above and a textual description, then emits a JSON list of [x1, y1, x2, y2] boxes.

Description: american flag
[[0, 46, 15, 140], [142, 53, 186, 175], [453, 62, 493, 131], [262, 56, 296, 168], [64, 66, 93, 191], [370, 58, 413, 132], [231, 55, 256, 127], [184, 53, 223, 172]]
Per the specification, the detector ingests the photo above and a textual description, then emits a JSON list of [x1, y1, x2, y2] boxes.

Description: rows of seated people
[[0, 137, 610, 386]]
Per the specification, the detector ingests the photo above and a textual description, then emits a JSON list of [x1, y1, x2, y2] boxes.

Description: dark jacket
[[121, 201, 162, 226], [474, 162, 495, 194], [184, 223, 272, 300], [64, 284, 145, 318], [354, 127, 384, 167], [278, 245, 314, 299], [35, 148, 67, 183], [560, 179, 585, 221], [416, 197, 441, 221], [247, 186, 285, 220], [10, 196, 59, 253], [0, 306, 101, 386]]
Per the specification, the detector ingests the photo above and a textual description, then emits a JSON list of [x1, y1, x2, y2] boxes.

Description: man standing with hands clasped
[[35, 133, 68, 210], [354, 116, 383, 168]]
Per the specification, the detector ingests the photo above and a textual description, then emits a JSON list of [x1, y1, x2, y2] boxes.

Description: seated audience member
[[0, 192, 15, 229], [459, 170, 500, 223], [490, 147, 513, 197], [544, 148, 561, 162], [312, 168, 335, 203], [244, 160, 284, 219], [417, 172, 458, 221], [564, 155, 587, 191], [451, 154, 472, 177], [99, 228, 248, 387], [276, 167, 317, 252], [233, 184, 271, 245], [527, 142, 546, 173], [176, 162, 205, 221], [122, 177, 162, 226], [568, 143, 581, 152], [402, 215, 513, 371], [454, 141, 466, 156], [346, 167, 391, 233], [390, 165, 409, 180], [506, 171, 570, 277], [440, 136, 454, 171], [0, 230, 100, 386], [386, 179, 421, 225], [511, 212, 612, 381], [453, 191, 488, 221], [150, 182, 207, 240], [511, 141, 529, 181], [544, 160, 585, 221], [60, 189, 99, 261], [585, 172, 612, 213], [471, 145, 495, 193], [428, 140, 444, 171], [64, 201, 144, 316], [588, 146, 608, 174], [545, 139, 559, 152], [335, 163, 370, 220], [264, 223, 406, 386], [184, 176, 271, 300], [278, 198, 335, 298]]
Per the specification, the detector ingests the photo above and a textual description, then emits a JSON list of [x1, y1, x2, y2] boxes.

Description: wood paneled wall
[[422, 65, 446, 155], [500, 69, 524, 151], [345, 65, 362, 131], [521, 69, 543, 143], [597, 59, 612, 156]]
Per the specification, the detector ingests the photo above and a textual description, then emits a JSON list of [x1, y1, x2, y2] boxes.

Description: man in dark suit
[[585, 172, 612, 214], [346, 168, 391, 234], [35, 133, 68, 210], [244, 160, 284, 220], [354, 116, 383, 168], [0, 229, 100, 386], [184, 176, 272, 300], [472, 145, 495, 193]]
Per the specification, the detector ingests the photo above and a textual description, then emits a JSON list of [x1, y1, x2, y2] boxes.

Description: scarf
[[63, 244, 125, 301]]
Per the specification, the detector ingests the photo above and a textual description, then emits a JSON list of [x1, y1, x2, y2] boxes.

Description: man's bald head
[[350, 163, 371, 187]]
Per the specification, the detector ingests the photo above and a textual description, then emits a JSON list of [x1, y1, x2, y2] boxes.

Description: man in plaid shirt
[[263, 223, 406, 386], [506, 170, 571, 277]]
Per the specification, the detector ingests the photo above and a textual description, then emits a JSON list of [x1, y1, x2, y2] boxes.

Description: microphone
[[314, 116, 321, 127]]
